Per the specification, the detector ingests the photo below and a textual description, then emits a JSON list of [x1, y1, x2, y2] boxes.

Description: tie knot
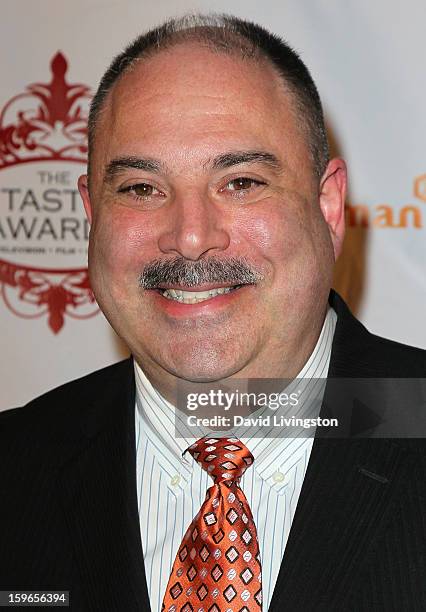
[[187, 436, 254, 484]]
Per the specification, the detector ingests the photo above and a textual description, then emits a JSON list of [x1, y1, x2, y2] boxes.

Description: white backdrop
[[1, 0, 425, 410]]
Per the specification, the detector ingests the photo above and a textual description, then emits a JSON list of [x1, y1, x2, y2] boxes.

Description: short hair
[[88, 13, 329, 180]]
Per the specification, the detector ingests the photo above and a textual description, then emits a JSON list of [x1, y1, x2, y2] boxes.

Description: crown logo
[[0, 52, 91, 168]]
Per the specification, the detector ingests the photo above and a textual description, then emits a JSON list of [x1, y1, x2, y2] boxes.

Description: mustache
[[139, 257, 263, 289]]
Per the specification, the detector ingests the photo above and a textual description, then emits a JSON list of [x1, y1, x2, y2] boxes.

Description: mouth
[[156, 284, 245, 304]]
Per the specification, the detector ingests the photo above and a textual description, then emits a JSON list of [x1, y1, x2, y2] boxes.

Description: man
[[0, 14, 425, 612]]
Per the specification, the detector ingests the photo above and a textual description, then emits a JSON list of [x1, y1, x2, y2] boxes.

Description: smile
[[161, 285, 241, 304]]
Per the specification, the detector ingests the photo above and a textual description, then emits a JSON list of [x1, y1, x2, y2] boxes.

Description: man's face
[[79, 43, 346, 388]]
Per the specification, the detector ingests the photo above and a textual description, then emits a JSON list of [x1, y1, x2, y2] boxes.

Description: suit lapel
[[268, 437, 413, 610], [269, 292, 414, 610], [59, 359, 150, 611]]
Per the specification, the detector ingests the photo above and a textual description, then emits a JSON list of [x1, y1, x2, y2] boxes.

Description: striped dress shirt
[[135, 306, 337, 611]]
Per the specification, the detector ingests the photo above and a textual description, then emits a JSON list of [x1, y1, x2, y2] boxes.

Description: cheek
[[89, 208, 157, 291], [237, 199, 332, 305], [237, 204, 305, 272]]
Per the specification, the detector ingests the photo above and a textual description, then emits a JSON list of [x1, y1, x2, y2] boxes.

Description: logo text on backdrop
[[0, 52, 98, 332]]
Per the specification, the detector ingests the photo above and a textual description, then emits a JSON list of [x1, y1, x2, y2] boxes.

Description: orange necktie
[[162, 436, 262, 612]]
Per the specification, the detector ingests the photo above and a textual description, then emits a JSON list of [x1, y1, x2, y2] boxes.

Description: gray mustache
[[139, 257, 263, 289]]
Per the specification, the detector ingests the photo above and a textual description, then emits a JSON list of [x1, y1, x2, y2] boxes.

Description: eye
[[118, 183, 163, 199], [221, 177, 266, 192]]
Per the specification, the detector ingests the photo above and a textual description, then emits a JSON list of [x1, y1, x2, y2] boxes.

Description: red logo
[[0, 52, 98, 333]]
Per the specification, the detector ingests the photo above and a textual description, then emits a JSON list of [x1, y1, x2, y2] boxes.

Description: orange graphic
[[346, 176, 424, 229], [414, 174, 426, 203]]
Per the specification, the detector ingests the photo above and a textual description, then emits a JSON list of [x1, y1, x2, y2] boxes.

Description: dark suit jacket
[[1, 291, 425, 611]]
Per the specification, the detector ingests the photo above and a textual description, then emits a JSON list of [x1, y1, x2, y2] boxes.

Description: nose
[[157, 192, 230, 260]]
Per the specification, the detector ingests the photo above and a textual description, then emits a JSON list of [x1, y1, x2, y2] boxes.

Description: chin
[[168, 352, 246, 383], [172, 364, 238, 383]]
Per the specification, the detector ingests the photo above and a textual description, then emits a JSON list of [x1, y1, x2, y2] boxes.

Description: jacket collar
[[59, 359, 151, 611], [269, 290, 413, 610]]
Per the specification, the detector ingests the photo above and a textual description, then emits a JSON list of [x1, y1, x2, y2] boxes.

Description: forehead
[[93, 42, 307, 173]]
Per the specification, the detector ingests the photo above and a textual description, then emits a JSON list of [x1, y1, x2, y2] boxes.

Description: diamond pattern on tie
[[162, 436, 262, 611]]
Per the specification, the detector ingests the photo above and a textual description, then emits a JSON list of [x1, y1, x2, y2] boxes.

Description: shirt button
[[272, 471, 285, 483], [171, 475, 181, 486]]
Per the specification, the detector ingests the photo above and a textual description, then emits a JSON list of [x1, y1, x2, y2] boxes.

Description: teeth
[[161, 286, 235, 303]]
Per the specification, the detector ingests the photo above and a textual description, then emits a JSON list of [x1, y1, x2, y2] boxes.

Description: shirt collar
[[134, 359, 192, 463], [134, 305, 337, 476]]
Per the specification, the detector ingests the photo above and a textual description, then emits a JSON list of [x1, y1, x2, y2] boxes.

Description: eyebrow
[[209, 150, 283, 172], [104, 149, 283, 182], [104, 156, 165, 181]]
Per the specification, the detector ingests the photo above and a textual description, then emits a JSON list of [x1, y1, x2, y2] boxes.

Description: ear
[[78, 175, 93, 224], [318, 158, 347, 260]]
